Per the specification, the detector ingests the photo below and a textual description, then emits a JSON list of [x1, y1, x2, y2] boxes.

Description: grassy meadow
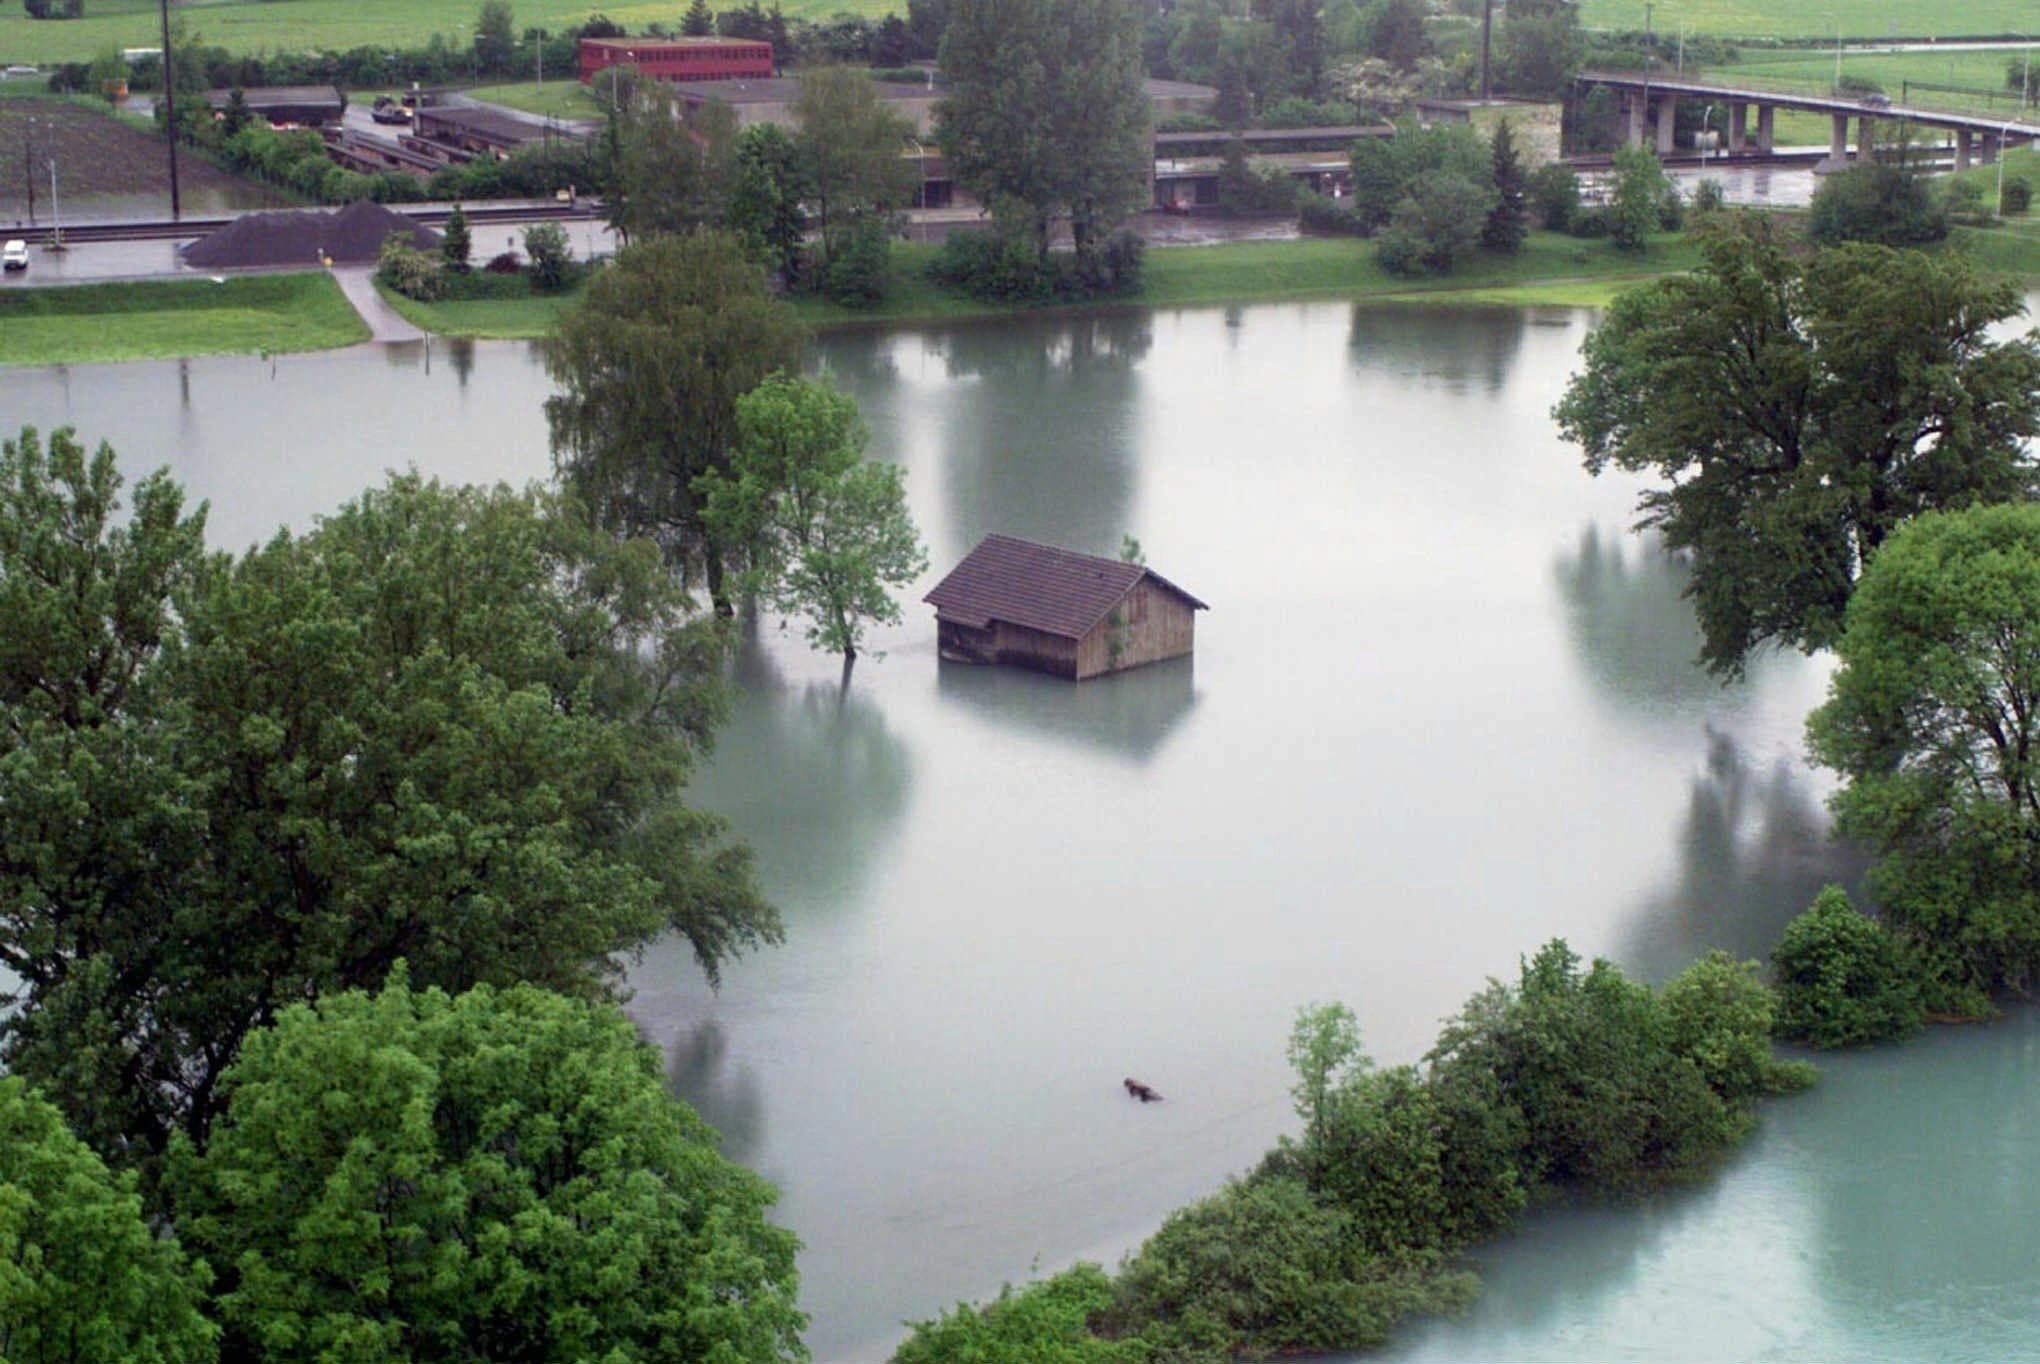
[[0, 0, 893, 65], [468, 79, 604, 119], [1580, 0, 2040, 40], [0, 273, 368, 365]]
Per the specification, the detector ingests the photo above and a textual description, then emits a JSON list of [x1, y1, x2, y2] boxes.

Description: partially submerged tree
[[546, 231, 807, 609], [1807, 504, 2040, 1001], [700, 374, 927, 672], [171, 973, 807, 1364], [0, 434, 776, 1162], [1555, 214, 2040, 676]]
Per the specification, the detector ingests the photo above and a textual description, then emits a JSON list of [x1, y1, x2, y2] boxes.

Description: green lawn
[[468, 80, 603, 120], [0, 273, 368, 365], [377, 276, 581, 338], [0, 0, 894, 65], [1580, 0, 2040, 41]]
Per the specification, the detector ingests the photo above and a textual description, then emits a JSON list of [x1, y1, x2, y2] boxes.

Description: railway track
[[4, 201, 604, 248]]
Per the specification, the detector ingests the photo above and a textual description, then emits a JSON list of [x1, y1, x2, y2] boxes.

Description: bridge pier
[[1654, 94, 1678, 154], [1956, 128, 1972, 170], [1860, 115, 1879, 160], [1623, 90, 1645, 147], [1756, 104, 1775, 153], [1981, 130, 2001, 165], [1822, 112, 1850, 170], [1728, 102, 1747, 153]]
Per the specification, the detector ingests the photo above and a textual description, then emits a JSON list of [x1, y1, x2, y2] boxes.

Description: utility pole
[[23, 122, 34, 225], [47, 157, 62, 250], [535, 29, 544, 85], [1479, 0, 1492, 102], [159, 0, 181, 220]]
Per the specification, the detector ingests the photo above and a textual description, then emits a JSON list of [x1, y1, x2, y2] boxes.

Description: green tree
[[1481, 117, 1528, 253], [1348, 121, 1487, 232], [545, 231, 807, 611], [1771, 886, 1926, 1047], [727, 121, 809, 281], [684, 0, 715, 35], [1807, 504, 2040, 1001], [1498, 0, 1583, 96], [1607, 143, 1667, 250], [1376, 172, 1494, 276], [793, 65, 918, 272], [1363, 0, 1430, 71], [606, 81, 737, 242], [0, 1077, 217, 1364], [1525, 158, 1580, 229], [219, 85, 251, 137], [522, 218, 571, 289], [0, 435, 775, 1162], [474, 0, 516, 74], [440, 201, 472, 272], [1554, 215, 2040, 676], [1285, 1002, 1364, 1164], [699, 374, 927, 669], [936, 0, 1152, 266], [170, 973, 806, 1364]]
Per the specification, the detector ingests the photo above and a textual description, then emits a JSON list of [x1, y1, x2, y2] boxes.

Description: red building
[[577, 36, 775, 84]]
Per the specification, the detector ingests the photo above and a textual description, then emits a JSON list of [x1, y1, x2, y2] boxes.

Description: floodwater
[[0, 299, 2034, 1363]]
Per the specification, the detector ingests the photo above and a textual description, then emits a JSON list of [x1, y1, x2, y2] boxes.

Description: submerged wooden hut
[[924, 535, 1207, 680]]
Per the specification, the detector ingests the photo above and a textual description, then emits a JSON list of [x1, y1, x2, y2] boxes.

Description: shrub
[[1660, 951, 1816, 1100], [1216, 138, 1301, 215], [1298, 192, 1365, 236], [1081, 227, 1145, 296], [893, 1265, 1141, 1364], [1568, 204, 1611, 237], [1108, 1174, 1476, 1360], [1771, 886, 1927, 1047], [1609, 144, 1669, 251], [1690, 178, 1726, 214], [824, 218, 892, 307], [376, 233, 446, 301], [1527, 160, 1581, 230], [2003, 176, 2032, 214], [1376, 172, 1494, 276], [1808, 162, 1948, 245], [1427, 941, 1748, 1198], [1657, 181, 1684, 231], [1945, 177, 1987, 220], [483, 250, 522, 274], [929, 228, 1061, 302]]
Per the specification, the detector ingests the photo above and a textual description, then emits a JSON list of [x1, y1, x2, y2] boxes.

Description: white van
[[2, 240, 28, 272]]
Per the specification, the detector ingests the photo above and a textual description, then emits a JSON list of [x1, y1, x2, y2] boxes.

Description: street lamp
[[1997, 119, 2015, 217]]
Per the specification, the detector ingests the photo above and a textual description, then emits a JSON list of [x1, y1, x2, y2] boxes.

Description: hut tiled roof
[[924, 535, 1207, 639], [180, 202, 438, 269]]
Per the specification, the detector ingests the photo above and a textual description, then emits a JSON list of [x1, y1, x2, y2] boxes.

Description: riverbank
[[0, 273, 367, 366]]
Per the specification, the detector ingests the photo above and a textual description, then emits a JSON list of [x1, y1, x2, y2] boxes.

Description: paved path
[[330, 266, 425, 343]]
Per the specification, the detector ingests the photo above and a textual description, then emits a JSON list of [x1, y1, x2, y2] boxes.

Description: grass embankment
[[801, 231, 1711, 327], [1580, 0, 2038, 40], [0, 273, 368, 366], [0, 0, 893, 64], [377, 273, 581, 339]]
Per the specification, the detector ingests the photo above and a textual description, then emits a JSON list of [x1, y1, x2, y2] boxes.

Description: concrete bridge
[[1577, 71, 2040, 170]]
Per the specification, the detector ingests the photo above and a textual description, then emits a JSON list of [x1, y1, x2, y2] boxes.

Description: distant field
[[1580, 1, 2040, 40], [1704, 48, 2040, 117], [0, 273, 368, 365], [0, 0, 894, 66]]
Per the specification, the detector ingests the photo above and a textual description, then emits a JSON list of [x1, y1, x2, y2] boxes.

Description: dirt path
[[330, 266, 423, 342]]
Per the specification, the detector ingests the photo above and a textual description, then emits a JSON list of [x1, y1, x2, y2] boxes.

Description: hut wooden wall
[[938, 618, 1080, 677], [1075, 582, 1196, 679]]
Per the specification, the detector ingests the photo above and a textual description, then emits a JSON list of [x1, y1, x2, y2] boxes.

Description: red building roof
[[925, 535, 1207, 639]]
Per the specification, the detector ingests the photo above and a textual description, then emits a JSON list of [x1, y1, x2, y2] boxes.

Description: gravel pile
[[182, 201, 439, 269]]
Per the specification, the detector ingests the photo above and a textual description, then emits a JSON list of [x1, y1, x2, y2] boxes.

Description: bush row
[[896, 940, 1813, 1362]]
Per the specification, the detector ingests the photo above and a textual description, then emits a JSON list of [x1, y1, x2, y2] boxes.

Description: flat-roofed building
[[577, 36, 774, 84]]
